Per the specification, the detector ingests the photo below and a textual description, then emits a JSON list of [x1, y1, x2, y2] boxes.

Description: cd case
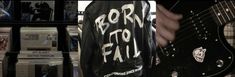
[[0, 52, 6, 77], [67, 26, 79, 52], [18, 51, 63, 59], [64, 0, 78, 22], [20, 27, 58, 51], [16, 51, 63, 77], [0, 0, 13, 21], [70, 52, 81, 77], [21, 1, 55, 22], [0, 27, 11, 52], [16, 59, 63, 77]]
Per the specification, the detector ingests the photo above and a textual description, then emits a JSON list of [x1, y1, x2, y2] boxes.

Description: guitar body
[[151, 1, 235, 77]]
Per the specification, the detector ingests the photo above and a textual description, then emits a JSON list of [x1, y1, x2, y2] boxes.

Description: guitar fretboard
[[211, 1, 235, 25]]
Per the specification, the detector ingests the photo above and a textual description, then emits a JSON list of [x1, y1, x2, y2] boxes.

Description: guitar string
[[154, 0, 233, 75], [154, 1, 234, 43], [179, 6, 235, 39], [155, 1, 235, 43], [157, 1, 235, 51], [164, 18, 215, 50], [162, 19, 215, 52], [179, 8, 212, 26], [179, 6, 231, 29], [156, 15, 214, 54], [155, 7, 211, 47], [176, 11, 211, 37], [179, 1, 235, 28], [220, 1, 232, 21], [174, 8, 216, 37], [155, 7, 212, 49], [174, 5, 234, 38], [155, 1, 235, 70], [164, 7, 228, 49], [162, 15, 232, 52], [225, 1, 235, 18], [175, 16, 213, 42], [155, 1, 214, 41]]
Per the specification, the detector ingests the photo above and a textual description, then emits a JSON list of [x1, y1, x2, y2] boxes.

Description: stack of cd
[[64, 0, 78, 22], [0, 27, 11, 52], [70, 52, 81, 77], [20, 27, 58, 51], [16, 51, 63, 77], [21, 1, 55, 22], [0, 52, 6, 77], [0, 0, 13, 21], [67, 26, 79, 52]]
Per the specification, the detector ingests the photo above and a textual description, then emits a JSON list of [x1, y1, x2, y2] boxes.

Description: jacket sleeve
[[141, 1, 157, 77], [80, 11, 96, 77], [144, 10, 156, 68]]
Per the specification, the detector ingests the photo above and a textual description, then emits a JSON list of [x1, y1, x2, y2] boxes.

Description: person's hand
[[155, 4, 182, 46]]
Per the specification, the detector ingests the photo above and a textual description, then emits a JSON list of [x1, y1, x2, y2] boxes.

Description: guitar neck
[[211, 1, 235, 26]]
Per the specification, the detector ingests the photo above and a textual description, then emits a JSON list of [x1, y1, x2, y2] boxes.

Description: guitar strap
[[169, 0, 181, 11]]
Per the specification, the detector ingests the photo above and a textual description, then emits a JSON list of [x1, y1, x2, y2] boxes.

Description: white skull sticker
[[192, 47, 207, 63]]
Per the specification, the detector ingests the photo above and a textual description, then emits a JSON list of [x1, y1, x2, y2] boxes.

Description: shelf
[[0, 21, 78, 27]]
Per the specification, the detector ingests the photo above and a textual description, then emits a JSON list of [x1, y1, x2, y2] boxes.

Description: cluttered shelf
[[0, 0, 81, 77], [0, 21, 78, 27]]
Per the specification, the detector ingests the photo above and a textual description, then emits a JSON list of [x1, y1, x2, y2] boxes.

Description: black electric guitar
[[152, 1, 235, 77]]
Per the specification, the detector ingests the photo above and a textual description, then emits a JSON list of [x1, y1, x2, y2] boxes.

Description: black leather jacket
[[81, 1, 155, 77]]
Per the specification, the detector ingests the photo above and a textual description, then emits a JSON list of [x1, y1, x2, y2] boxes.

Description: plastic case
[[0, 52, 6, 77], [64, 0, 78, 22], [0, 27, 11, 52], [67, 26, 79, 52], [70, 52, 81, 77], [21, 1, 55, 21], [16, 51, 63, 77], [20, 27, 58, 51]]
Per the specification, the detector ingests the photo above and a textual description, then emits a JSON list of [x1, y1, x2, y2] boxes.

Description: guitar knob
[[171, 71, 178, 77], [202, 72, 206, 76], [216, 59, 224, 68]]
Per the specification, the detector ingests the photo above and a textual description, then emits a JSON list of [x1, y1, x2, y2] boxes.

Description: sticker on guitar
[[192, 47, 207, 63]]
